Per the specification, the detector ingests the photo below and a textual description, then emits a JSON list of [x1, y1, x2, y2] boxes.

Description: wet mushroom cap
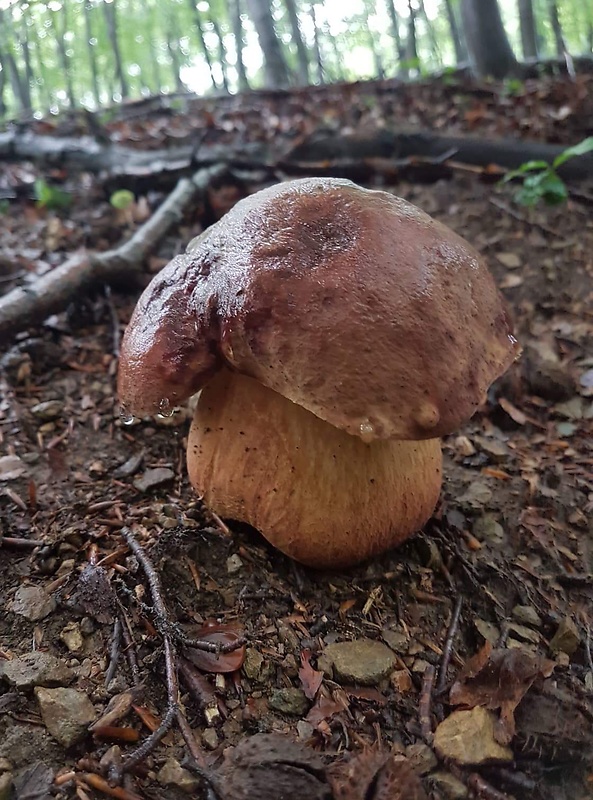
[[118, 177, 519, 439]]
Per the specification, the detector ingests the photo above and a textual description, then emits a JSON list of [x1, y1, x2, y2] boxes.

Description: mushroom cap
[[118, 177, 519, 440]]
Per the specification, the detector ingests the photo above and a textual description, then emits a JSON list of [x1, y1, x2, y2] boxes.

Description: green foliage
[[34, 179, 72, 210], [501, 137, 593, 207], [110, 189, 135, 210], [0, 199, 9, 214], [502, 78, 524, 97]]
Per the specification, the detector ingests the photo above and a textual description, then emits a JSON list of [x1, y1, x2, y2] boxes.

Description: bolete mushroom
[[118, 178, 519, 568]]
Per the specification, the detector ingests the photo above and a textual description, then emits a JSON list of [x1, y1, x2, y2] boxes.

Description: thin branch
[[437, 594, 463, 694]]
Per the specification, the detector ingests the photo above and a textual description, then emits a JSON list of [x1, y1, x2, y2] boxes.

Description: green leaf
[[0, 199, 9, 215], [110, 189, 135, 210], [552, 137, 593, 169], [501, 161, 549, 183], [34, 179, 72, 210]]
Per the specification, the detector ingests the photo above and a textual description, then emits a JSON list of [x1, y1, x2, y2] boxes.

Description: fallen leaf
[[183, 621, 246, 673], [0, 454, 27, 481], [299, 649, 324, 700], [498, 397, 527, 425]]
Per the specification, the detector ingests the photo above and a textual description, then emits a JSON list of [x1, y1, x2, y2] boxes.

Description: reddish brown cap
[[118, 178, 519, 440]]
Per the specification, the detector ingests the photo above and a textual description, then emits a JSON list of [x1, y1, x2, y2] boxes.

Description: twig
[[103, 285, 121, 357], [0, 536, 44, 549], [419, 664, 435, 743], [105, 618, 122, 687], [467, 773, 513, 799], [118, 609, 141, 687], [0, 163, 227, 343], [437, 595, 463, 694]]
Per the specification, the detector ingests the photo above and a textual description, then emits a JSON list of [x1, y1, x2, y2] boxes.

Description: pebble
[[243, 648, 268, 682], [60, 623, 84, 653], [381, 628, 410, 654], [512, 605, 542, 627], [474, 436, 509, 463], [30, 400, 63, 421], [157, 758, 201, 793], [8, 585, 56, 621], [202, 728, 219, 750], [472, 515, 504, 545], [34, 687, 96, 747], [0, 455, 27, 481], [318, 639, 396, 685], [133, 467, 175, 492], [0, 652, 73, 690], [405, 742, 437, 775], [458, 483, 493, 509], [391, 670, 413, 693], [269, 687, 309, 716], [549, 617, 580, 656], [428, 772, 468, 799], [226, 554, 244, 574], [433, 707, 513, 765]]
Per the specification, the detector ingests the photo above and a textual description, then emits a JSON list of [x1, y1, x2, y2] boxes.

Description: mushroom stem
[[187, 369, 443, 568]]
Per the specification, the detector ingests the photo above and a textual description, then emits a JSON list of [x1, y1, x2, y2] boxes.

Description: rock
[[433, 707, 513, 765], [428, 772, 468, 799], [60, 623, 84, 653], [391, 670, 413, 693], [30, 400, 63, 421], [0, 720, 63, 768], [458, 483, 492, 509], [549, 617, 580, 656], [405, 743, 437, 775], [318, 639, 396, 685], [113, 451, 144, 478], [269, 688, 309, 716], [226, 554, 243, 574], [0, 455, 27, 481], [381, 628, 410, 654], [474, 619, 499, 645], [496, 252, 522, 269], [512, 605, 542, 627], [0, 772, 11, 800], [243, 648, 267, 681], [133, 467, 175, 492], [507, 623, 540, 644], [524, 360, 575, 403], [472, 515, 504, 545], [9, 586, 56, 621], [157, 758, 201, 793], [34, 687, 96, 747], [554, 397, 584, 420], [0, 652, 73, 690], [474, 436, 509, 463], [202, 728, 219, 750]]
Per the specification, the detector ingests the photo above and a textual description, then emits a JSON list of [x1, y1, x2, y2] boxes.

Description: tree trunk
[[83, 0, 102, 107], [54, 4, 76, 107], [17, 10, 34, 109], [208, 10, 231, 93], [324, 22, 343, 80], [548, 0, 566, 57], [245, 0, 291, 88], [385, 0, 407, 75], [406, 0, 418, 65], [460, 0, 518, 79], [186, 0, 220, 91], [517, 0, 538, 59], [166, 30, 185, 93], [418, 0, 442, 67], [309, 0, 324, 83], [443, 0, 467, 63], [227, 0, 250, 91], [0, 50, 7, 117], [283, 0, 309, 84], [0, 9, 32, 114], [102, 0, 129, 99]]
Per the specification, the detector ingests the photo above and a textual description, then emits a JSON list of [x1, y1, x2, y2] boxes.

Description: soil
[[1, 75, 593, 800]]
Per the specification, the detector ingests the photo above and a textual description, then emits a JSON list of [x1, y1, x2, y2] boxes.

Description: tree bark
[[406, 0, 418, 65], [385, 0, 407, 75], [0, 8, 32, 114], [443, 0, 467, 64], [102, 0, 129, 99], [548, 0, 566, 58], [418, 0, 442, 68], [83, 1, 102, 107], [284, 0, 309, 85], [245, 0, 291, 88], [518, 0, 538, 59], [186, 0, 220, 91], [460, 0, 518, 79], [309, 1, 324, 83], [227, 0, 250, 91], [208, 10, 231, 93]]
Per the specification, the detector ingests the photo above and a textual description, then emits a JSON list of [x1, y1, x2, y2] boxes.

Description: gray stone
[[34, 687, 96, 747], [0, 652, 73, 690], [60, 623, 84, 653], [381, 628, 410, 654], [434, 707, 513, 765], [9, 586, 56, 621], [133, 467, 175, 492], [269, 687, 309, 716], [157, 758, 201, 793], [512, 605, 542, 627], [474, 436, 509, 463], [318, 639, 396, 685], [429, 772, 468, 799], [0, 455, 27, 481], [243, 648, 267, 681], [405, 743, 437, 775], [202, 728, 219, 750], [30, 400, 63, 421], [0, 720, 62, 768], [458, 483, 492, 509], [549, 617, 580, 656], [472, 516, 504, 545], [226, 554, 243, 574]]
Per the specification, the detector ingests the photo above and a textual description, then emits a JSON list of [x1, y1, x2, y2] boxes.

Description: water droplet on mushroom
[[359, 420, 375, 442], [157, 397, 175, 418], [119, 405, 135, 426]]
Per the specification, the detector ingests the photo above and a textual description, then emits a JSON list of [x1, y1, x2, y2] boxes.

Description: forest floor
[[1, 74, 593, 800]]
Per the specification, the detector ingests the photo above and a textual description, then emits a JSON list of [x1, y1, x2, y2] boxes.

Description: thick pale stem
[[187, 369, 442, 568]]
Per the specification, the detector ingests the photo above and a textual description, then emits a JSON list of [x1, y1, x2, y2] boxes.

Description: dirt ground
[[1, 76, 593, 800]]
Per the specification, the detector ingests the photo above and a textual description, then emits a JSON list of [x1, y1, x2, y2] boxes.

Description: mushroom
[[118, 177, 519, 568]]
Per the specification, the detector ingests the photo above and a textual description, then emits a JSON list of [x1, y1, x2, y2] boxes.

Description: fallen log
[[0, 163, 227, 344]]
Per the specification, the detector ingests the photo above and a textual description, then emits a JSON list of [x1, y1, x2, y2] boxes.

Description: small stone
[[507, 623, 540, 644], [34, 687, 96, 747], [269, 687, 309, 716], [80, 617, 95, 636], [555, 397, 584, 420], [428, 772, 468, 799], [0, 455, 27, 481], [458, 483, 492, 509], [318, 639, 396, 686], [474, 436, 509, 463], [474, 619, 499, 645], [296, 720, 315, 740], [0, 772, 12, 800], [30, 400, 63, 421], [113, 451, 144, 478], [405, 743, 437, 775], [243, 648, 266, 681], [434, 707, 513, 765], [472, 515, 504, 545], [391, 670, 413, 693], [60, 623, 84, 653], [512, 605, 541, 627], [157, 758, 200, 793], [0, 721, 62, 768], [412, 659, 431, 674], [381, 628, 410, 654], [549, 617, 580, 656], [133, 467, 175, 492], [9, 585, 56, 621], [496, 252, 522, 269], [202, 728, 219, 750], [453, 435, 476, 457], [226, 554, 243, 574], [0, 652, 73, 690], [0, 760, 11, 773]]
